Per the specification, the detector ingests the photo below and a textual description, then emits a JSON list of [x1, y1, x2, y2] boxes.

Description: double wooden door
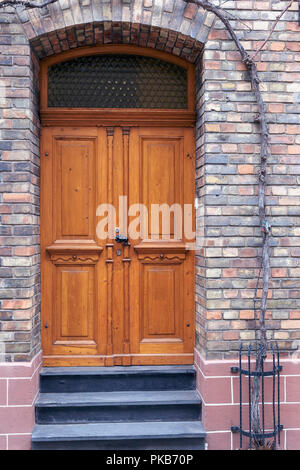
[[41, 126, 195, 366]]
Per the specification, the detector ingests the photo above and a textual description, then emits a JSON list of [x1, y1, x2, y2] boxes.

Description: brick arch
[[16, 0, 214, 61]]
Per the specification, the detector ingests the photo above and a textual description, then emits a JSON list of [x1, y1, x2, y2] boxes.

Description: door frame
[[40, 45, 196, 367]]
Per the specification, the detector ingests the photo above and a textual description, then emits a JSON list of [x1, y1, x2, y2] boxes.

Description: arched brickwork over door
[[16, 0, 214, 60]]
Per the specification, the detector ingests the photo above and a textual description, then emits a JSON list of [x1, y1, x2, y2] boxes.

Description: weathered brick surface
[[0, 6, 40, 362], [0, 0, 300, 364], [15, 0, 210, 60], [195, 0, 300, 359]]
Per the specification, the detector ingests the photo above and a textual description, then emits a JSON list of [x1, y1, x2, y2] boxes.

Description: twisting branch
[[183, 0, 293, 447], [0, 0, 57, 8]]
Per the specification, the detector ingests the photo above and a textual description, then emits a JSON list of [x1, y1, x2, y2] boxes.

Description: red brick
[[0, 380, 7, 406], [290, 311, 300, 319], [268, 104, 285, 113], [205, 61, 221, 70], [286, 430, 300, 450], [272, 268, 287, 278], [286, 42, 300, 52], [208, 30, 229, 40], [0, 407, 34, 434], [0, 436, 6, 451], [3, 193, 31, 203], [269, 42, 285, 51], [13, 247, 35, 256], [2, 300, 32, 310], [286, 376, 300, 402], [203, 404, 240, 432], [7, 435, 31, 451], [183, 3, 197, 19], [8, 373, 39, 406], [206, 432, 231, 450], [238, 164, 254, 175], [223, 268, 238, 278], [288, 145, 300, 155]]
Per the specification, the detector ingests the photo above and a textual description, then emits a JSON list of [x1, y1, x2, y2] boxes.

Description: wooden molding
[[46, 240, 103, 265], [40, 109, 196, 128], [134, 240, 188, 253], [134, 240, 187, 263]]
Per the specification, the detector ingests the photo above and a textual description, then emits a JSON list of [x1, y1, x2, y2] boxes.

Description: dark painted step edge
[[35, 399, 201, 408], [32, 432, 206, 442], [39, 366, 196, 376]]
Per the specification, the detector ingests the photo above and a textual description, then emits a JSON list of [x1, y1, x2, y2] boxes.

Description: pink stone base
[[1, 350, 299, 450], [194, 349, 300, 450], [0, 352, 42, 450]]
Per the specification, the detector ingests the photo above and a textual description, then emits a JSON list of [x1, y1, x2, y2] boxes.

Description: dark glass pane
[[48, 54, 188, 109]]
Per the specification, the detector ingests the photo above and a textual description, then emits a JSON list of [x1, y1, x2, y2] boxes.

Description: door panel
[[57, 265, 95, 341], [141, 137, 181, 237], [41, 126, 194, 366], [143, 265, 178, 337], [41, 128, 105, 364], [54, 137, 96, 240], [129, 128, 195, 364]]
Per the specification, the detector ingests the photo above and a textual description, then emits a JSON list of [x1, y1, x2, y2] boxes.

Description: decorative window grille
[[48, 54, 188, 109]]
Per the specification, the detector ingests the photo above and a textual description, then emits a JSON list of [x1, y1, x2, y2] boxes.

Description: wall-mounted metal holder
[[231, 343, 283, 450]]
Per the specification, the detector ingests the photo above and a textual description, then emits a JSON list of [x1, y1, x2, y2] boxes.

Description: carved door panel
[[128, 128, 195, 365], [41, 127, 106, 365], [41, 126, 194, 366]]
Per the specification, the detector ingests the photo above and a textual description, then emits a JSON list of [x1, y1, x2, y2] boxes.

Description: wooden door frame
[[40, 44, 195, 128], [40, 45, 197, 366]]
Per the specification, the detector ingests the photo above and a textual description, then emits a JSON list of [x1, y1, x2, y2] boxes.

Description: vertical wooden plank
[[111, 127, 125, 364], [97, 126, 109, 357], [122, 127, 131, 365], [41, 127, 54, 356], [105, 127, 114, 366], [128, 127, 141, 358], [182, 127, 195, 353]]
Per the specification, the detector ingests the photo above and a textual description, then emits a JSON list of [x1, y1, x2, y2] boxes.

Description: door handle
[[115, 234, 129, 245], [115, 228, 129, 245]]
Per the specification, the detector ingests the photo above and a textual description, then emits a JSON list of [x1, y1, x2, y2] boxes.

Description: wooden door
[[41, 126, 195, 366]]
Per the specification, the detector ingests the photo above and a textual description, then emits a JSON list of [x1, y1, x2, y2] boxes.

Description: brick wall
[[0, 6, 41, 363], [195, 0, 300, 359]]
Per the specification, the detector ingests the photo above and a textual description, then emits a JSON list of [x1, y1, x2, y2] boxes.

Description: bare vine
[[183, 0, 293, 447]]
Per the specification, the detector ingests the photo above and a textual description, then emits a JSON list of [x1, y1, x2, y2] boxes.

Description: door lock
[[115, 227, 129, 245]]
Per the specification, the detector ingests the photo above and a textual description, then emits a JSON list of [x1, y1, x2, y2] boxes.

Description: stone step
[[40, 365, 196, 393], [35, 390, 202, 424], [32, 421, 206, 450]]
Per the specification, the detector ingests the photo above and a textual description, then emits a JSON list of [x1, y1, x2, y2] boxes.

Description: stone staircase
[[32, 365, 206, 450]]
